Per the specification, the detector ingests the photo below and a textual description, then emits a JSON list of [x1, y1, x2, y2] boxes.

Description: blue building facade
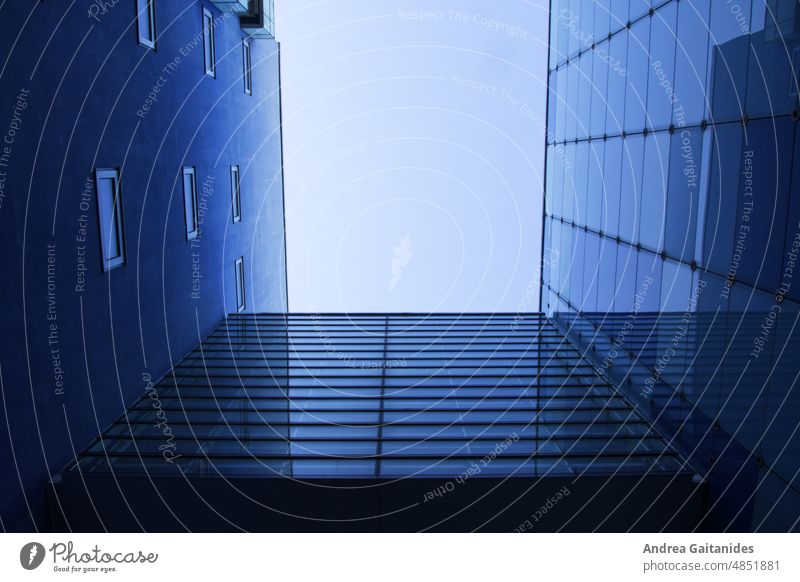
[[0, 1, 287, 531], [3, 0, 798, 534], [542, 0, 800, 530], [52, 313, 704, 532]]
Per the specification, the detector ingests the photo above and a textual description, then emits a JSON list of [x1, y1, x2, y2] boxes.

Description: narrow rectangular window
[[203, 8, 216, 77], [136, 0, 156, 49], [183, 166, 199, 241], [243, 39, 252, 94], [95, 168, 126, 271], [231, 165, 241, 223], [235, 257, 246, 312]]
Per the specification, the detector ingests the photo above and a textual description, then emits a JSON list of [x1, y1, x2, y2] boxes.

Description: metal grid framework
[[68, 313, 686, 478], [541, 0, 800, 526], [542, 0, 800, 315]]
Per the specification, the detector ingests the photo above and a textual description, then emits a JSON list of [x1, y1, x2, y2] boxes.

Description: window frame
[[203, 7, 216, 78], [235, 257, 246, 312], [182, 166, 200, 241], [136, 0, 157, 50], [243, 38, 253, 95], [231, 165, 242, 223], [95, 168, 127, 272]]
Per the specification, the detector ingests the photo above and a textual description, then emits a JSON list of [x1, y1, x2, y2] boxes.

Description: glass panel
[[555, 65, 568, 142], [639, 131, 670, 252], [629, 0, 651, 21], [551, 141, 565, 218], [97, 175, 120, 261], [586, 140, 604, 231], [183, 169, 197, 236], [605, 32, 628, 134], [636, 250, 663, 312], [624, 17, 651, 133], [747, 2, 798, 117], [596, 238, 619, 311], [614, 242, 638, 311], [550, 0, 562, 69], [243, 41, 252, 93], [593, 0, 611, 42], [609, 0, 628, 32], [573, 141, 589, 225], [236, 258, 246, 310], [646, 2, 678, 129], [569, 228, 586, 307], [231, 166, 241, 221], [566, 61, 579, 140], [708, 0, 752, 122], [734, 118, 793, 290], [545, 147, 555, 217], [619, 134, 644, 243], [590, 45, 610, 136], [665, 128, 703, 261], [579, 0, 595, 52], [673, 0, 712, 126], [602, 136, 623, 237], [559, 220, 574, 295], [562, 143, 576, 221], [203, 11, 215, 76], [567, 0, 581, 57], [577, 51, 593, 139], [702, 123, 742, 274], [582, 231, 600, 311], [137, 0, 155, 47]]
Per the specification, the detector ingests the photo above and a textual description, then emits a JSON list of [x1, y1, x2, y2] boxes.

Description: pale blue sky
[[275, 0, 549, 313]]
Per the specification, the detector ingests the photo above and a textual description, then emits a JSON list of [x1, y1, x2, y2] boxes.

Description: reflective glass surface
[[68, 314, 684, 479], [544, 0, 800, 529]]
